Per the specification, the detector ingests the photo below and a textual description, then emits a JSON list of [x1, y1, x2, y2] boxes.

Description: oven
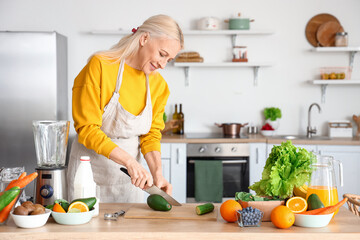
[[186, 143, 250, 203]]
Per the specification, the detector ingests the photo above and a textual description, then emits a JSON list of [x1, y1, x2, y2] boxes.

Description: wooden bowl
[[238, 200, 285, 221]]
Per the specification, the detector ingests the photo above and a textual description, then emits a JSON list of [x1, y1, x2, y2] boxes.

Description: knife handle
[[120, 167, 131, 178]]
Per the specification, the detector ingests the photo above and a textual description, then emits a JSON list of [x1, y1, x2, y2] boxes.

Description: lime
[[67, 208, 81, 213]]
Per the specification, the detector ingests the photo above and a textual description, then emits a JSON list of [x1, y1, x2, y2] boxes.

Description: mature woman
[[67, 15, 184, 203]]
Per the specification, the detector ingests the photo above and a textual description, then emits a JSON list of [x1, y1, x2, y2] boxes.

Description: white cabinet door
[[249, 143, 266, 194], [317, 145, 360, 199], [170, 143, 187, 203]]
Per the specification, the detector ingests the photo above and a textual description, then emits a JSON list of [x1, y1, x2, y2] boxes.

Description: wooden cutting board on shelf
[[305, 13, 340, 47], [124, 204, 217, 221], [316, 21, 344, 47]]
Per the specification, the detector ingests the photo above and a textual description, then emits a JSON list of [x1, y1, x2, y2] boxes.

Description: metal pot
[[225, 13, 254, 30], [215, 123, 248, 136]]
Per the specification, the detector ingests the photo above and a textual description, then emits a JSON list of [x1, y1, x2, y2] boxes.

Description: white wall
[[1, 0, 360, 136]]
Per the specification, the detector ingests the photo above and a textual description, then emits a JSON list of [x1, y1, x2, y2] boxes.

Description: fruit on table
[[68, 201, 89, 213], [53, 203, 66, 213], [220, 199, 242, 223], [70, 197, 97, 210], [293, 184, 307, 198], [261, 123, 274, 131], [147, 194, 172, 211], [0, 186, 21, 212], [286, 196, 307, 213], [13, 201, 45, 215], [307, 193, 325, 210], [196, 203, 214, 215], [270, 206, 295, 229], [238, 207, 263, 226]]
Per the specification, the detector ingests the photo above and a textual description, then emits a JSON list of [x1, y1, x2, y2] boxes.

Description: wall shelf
[[309, 47, 360, 103], [308, 80, 360, 103], [174, 62, 273, 86]]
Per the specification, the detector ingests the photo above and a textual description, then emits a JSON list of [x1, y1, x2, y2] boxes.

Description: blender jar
[[32, 121, 70, 168]]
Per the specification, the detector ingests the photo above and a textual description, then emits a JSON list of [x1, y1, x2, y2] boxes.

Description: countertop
[[1, 203, 359, 240], [161, 133, 360, 145]]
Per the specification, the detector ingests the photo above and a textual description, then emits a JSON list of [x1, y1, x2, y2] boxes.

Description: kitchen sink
[[271, 135, 331, 140]]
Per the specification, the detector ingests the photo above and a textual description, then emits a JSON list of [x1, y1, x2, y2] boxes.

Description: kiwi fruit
[[30, 208, 45, 215], [22, 201, 35, 213], [13, 205, 29, 215]]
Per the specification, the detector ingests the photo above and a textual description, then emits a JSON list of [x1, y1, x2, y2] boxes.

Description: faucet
[[307, 103, 321, 138]]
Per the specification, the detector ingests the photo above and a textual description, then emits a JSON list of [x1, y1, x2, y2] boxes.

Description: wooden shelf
[[174, 62, 273, 86], [311, 47, 360, 52]]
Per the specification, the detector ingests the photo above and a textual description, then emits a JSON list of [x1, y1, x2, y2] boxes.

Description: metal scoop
[[104, 210, 125, 220]]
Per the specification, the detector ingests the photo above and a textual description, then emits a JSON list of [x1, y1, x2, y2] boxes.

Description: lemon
[[67, 208, 81, 213], [293, 184, 308, 199]]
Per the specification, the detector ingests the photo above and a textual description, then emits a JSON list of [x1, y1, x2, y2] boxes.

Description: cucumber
[[307, 193, 325, 210], [0, 186, 20, 211], [196, 203, 214, 215], [147, 194, 172, 211], [70, 197, 97, 210]]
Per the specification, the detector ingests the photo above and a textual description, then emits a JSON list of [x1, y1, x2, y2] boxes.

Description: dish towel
[[194, 160, 223, 203]]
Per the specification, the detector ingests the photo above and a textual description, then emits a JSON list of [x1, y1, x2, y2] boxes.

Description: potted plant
[[263, 107, 282, 130]]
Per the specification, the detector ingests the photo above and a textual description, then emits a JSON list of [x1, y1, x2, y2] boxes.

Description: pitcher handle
[[334, 159, 344, 187]]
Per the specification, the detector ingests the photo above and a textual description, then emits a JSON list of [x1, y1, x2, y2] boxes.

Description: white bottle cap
[[80, 156, 91, 161]]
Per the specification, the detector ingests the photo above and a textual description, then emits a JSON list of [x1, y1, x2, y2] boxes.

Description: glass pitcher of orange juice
[[306, 155, 343, 215]]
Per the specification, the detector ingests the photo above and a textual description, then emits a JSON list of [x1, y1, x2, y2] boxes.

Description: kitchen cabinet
[[317, 145, 360, 199], [249, 143, 267, 194], [141, 143, 186, 203], [309, 47, 360, 103]]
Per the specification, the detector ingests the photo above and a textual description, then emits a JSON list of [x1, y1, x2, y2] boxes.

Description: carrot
[[5, 172, 38, 190], [317, 197, 348, 215], [4, 172, 28, 191], [0, 196, 18, 223], [298, 206, 332, 215]]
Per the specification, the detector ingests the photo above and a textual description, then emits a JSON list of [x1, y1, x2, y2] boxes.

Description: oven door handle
[[188, 160, 247, 164]]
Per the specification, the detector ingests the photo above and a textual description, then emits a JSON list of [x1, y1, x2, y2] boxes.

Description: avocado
[[307, 194, 325, 210], [70, 197, 97, 210], [147, 194, 172, 211]]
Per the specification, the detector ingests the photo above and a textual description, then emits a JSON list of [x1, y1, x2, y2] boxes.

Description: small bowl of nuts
[[10, 201, 51, 228]]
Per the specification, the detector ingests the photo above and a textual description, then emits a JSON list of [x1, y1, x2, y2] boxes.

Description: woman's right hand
[[125, 160, 153, 189], [109, 146, 153, 189]]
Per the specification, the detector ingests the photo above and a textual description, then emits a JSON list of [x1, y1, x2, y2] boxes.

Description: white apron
[[67, 60, 152, 203]]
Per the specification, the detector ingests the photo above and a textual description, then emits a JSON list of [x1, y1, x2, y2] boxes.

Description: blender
[[32, 120, 70, 205]]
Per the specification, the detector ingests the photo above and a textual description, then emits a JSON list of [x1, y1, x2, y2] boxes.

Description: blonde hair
[[91, 14, 184, 63]]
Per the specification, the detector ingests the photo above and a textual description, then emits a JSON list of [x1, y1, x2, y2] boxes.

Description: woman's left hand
[[153, 174, 172, 195]]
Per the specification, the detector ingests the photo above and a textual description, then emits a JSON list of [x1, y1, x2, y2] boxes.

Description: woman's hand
[[153, 174, 172, 195], [109, 147, 153, 189], [125, 160, 153, 189]]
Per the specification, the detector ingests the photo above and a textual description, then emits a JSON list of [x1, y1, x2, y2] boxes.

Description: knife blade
[[120, 167, 182, 206]]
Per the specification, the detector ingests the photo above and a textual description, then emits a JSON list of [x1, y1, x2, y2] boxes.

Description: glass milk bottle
[[73, 156, 99, 217]]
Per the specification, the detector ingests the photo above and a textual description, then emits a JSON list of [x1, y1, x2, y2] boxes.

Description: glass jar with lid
[[335, 32, 348, 47]]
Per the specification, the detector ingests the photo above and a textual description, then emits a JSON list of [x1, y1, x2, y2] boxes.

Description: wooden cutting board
[[316, 21, 344, 47], [305, 13, 340, 47], [124, 204, 217, 221]]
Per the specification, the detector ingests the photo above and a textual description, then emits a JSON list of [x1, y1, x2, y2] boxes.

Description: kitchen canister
[[197, 17, 220, 30], [232, 46, 248, 62]]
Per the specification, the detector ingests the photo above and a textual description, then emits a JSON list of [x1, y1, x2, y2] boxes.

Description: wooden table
[[0, 203, 359, 240]]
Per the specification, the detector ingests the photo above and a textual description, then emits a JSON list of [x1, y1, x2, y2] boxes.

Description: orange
[[271, 206, 295, 229], [68, 201, 89, 213], [52, 203, 66, 213], [286, 196, 308, 213], [220, 200, 242, 223]]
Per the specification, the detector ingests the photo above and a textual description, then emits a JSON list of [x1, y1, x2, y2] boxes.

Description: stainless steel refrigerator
[[0, 31, 68, 197]]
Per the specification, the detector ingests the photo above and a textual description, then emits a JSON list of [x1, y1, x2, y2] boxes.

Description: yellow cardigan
[[72, 55, 170, 158]]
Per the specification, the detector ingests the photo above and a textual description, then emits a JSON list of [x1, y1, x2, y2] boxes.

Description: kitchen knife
[[120, 167, 182, 206]]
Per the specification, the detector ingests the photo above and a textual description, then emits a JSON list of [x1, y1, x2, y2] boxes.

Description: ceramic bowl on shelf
[[10, 208, 51, 228], [294, 213, 334, 228], [51, 209, 94, 225], [261, 130, 275, 137]]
